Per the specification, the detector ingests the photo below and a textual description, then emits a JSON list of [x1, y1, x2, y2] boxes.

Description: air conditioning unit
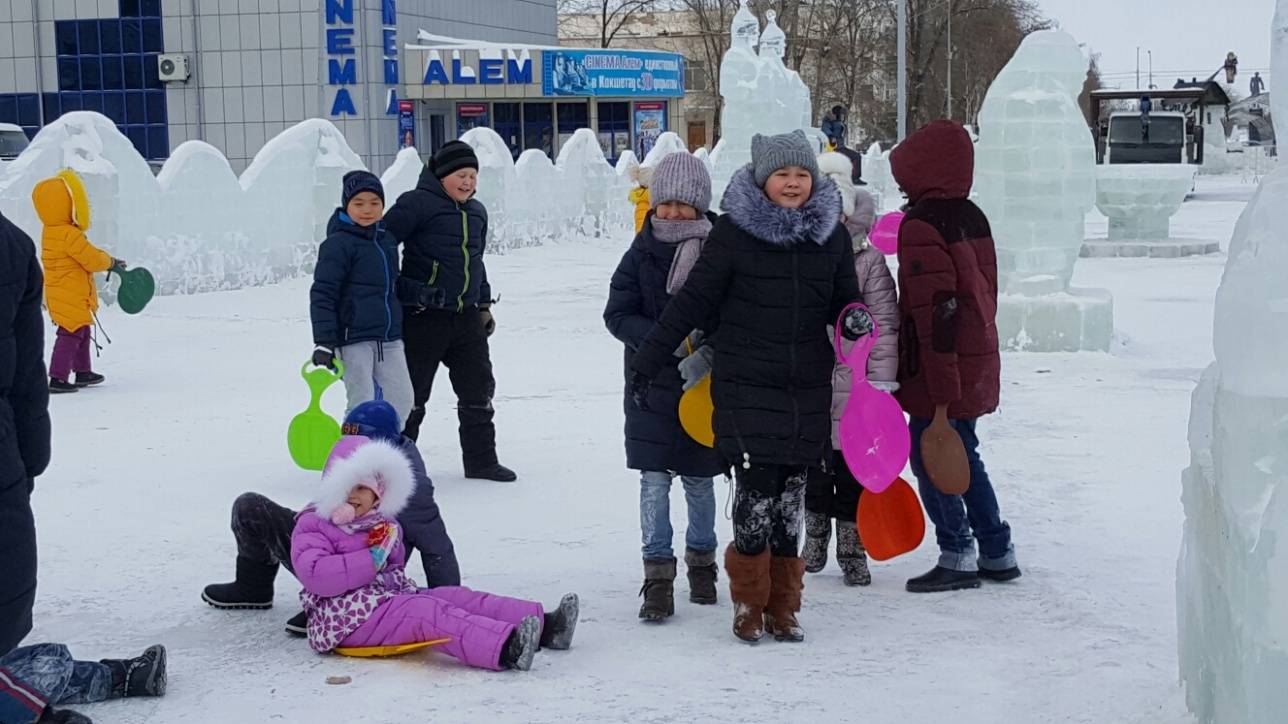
[[157, 54, 190, 82]]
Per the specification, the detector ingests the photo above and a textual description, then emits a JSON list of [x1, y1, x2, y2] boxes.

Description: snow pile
[[974, 30, 1111, 352], [0, 114, 365, 295], [1178, 7, 1288, 722]]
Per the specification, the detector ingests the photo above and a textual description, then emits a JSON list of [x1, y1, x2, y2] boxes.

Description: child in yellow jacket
[[628, 164, 654, 235], [32, 169, 125, 393]]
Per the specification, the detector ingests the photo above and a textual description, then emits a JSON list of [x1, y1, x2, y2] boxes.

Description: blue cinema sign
[[326, 0, 400, 117], [422, 55, 533, 85]]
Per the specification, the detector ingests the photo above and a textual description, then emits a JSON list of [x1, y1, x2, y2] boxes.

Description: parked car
[[0, 123, 30, 161]]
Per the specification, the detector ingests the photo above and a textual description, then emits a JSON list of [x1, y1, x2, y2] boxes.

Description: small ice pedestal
[[997, 280, 1113, 352], [1084, 165, 1215, 258]]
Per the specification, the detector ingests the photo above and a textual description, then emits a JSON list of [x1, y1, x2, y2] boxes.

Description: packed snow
[[21, 174, 1255, 723]]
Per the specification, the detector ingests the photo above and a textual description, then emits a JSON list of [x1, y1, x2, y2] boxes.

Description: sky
[[1032, 0, 1273, 91]]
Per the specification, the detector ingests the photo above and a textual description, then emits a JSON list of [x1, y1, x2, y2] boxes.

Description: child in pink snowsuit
[[291, 436, 579, 671]]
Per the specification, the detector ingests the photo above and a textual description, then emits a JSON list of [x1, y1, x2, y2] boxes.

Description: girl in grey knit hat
[[604, 151, 727, 623]]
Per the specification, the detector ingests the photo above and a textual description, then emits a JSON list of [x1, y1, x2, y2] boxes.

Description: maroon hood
[[890, 120, 974, 203]]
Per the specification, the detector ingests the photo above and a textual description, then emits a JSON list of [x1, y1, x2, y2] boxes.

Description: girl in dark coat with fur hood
[[629, 130, 868, 644]]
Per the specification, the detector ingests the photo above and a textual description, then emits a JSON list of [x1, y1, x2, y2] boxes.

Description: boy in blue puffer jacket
[[310, 172, 414, 426]]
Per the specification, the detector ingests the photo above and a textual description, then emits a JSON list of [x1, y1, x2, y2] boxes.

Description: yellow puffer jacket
[[33, 170, 112, 332], [629, 186, 650, 235]]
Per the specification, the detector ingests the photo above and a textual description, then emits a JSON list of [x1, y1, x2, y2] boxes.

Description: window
[[493, 102, 521, 160], [44, 1, 170, 160], [556, 102, 588, 152], [684, 61, 707, 92], [597, 101, 629, 163], [523, 102, 554, 158], [0, 93, 42, 142]]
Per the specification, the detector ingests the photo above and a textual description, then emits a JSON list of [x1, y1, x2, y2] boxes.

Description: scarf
[[652, 216, 713, 295]]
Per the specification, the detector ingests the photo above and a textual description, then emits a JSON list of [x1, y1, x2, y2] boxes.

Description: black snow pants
[[732, 465, 809, 558]]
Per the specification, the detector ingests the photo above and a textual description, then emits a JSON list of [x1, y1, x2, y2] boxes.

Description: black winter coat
[[310, 210, 402, 348], [0, 212, 50, 655], [384, 164, 492, 313], [631, 167, 861, 468], [604, 213, 728, 477]]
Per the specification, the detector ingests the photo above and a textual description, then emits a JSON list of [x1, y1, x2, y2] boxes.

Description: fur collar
[[309, 439, 416, 521], [719, 165, 842, 247]]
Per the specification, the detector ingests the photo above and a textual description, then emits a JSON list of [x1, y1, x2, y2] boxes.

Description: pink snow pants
[[339, 586, 544, 671]]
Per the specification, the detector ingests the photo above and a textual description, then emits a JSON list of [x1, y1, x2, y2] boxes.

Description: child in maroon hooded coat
[[888, 120, 1020, 594]]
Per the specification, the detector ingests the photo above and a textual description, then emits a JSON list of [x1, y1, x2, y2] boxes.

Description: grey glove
[[841, 307, 874, 341], [673, 329, 707, 358], [678, 345, 715, 391]]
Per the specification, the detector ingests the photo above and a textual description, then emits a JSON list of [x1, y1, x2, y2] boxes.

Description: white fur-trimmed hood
[[309, 439, 416, 519]]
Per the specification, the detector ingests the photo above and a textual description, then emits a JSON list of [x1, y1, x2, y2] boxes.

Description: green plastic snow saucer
[[287, 358, 346, 471], [113, 266, 155, 315]]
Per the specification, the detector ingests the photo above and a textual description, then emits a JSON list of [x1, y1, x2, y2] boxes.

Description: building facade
[[0, 0, 556, 173]]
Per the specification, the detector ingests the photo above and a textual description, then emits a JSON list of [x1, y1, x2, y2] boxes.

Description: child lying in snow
[[290, 436, 578, 671]]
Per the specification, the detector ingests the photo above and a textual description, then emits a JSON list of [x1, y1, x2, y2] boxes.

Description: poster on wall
[[634, 102, 667, 160], [542, 50, 684, 98], [456, 103, 489, 137], [398, 101, 415, 150]]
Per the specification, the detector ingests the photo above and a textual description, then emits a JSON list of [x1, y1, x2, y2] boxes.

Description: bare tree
[[558, 0, 660, 48]]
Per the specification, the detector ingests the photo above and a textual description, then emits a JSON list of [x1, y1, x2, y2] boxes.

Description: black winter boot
[[905, 566, 981, 593], [835, 523, 872, 586], [464, 462, 517, 482], [684, 548, 718, 605], [540, 593, 579, 650], [201, 556, 278, 609], [284, 611, 308, 636], [979, 565, 1022, 583], [38, 707, 93, 724], [638, 558, 676, 621], [74, 372, 105, 387], [49, 378, 78, 394], [101, 645, 166, 698], [499, 615, 541, 671], [801, 511, 831, 573]]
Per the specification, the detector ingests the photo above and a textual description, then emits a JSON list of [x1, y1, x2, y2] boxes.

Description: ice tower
[[974, 30, 1112, 352], [1177, 5, 1288, 722]]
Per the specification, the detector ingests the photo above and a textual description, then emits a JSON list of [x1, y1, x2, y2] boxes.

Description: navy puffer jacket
[[0, 212, 50, 655], [384, 164, 491, 312], [604, 213, 728, 478], [310, 210, 402, 348]]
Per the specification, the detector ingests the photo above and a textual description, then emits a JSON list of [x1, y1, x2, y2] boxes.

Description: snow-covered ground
[[26, 175, 1253, 723]]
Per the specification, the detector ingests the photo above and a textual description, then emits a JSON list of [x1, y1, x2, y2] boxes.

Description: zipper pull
[[742, 452, 751, 470]]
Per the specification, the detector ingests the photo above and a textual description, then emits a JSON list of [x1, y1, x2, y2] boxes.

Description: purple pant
[[49, 326, 91, 382], [340, 586, 543, 671]]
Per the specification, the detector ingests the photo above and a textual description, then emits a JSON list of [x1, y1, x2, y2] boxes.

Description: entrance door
[[430, 114, 445, 153], [687, 122, 706, 151]]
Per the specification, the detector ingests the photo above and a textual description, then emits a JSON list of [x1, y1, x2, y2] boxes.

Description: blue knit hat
[[341, 170, 385, 207], [341, 400, 401, 443]]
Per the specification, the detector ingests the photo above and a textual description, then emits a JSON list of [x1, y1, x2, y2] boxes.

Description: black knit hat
[[341, 170, 384, 207], [431, 140, 479, 179]]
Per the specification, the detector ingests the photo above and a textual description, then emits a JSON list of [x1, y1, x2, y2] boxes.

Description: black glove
[[110, 258, 128, 272], [629, 371, 651, 411], [312, 346, 336, 370], [841, 307, 874, 341], [480, 307, 495, 336]]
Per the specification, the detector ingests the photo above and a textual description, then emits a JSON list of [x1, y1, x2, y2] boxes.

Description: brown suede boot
[[764, 556, 806, 642], [725, 545, 771, 644]]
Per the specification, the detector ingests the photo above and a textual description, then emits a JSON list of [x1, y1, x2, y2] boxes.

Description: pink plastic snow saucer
[[834, 303, 911, 494], [869, 211, 904, 255]]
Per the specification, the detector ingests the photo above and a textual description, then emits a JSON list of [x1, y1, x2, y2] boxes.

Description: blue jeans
[[908, 417, 1016, 573], [640, 471, 718, 560], [0, 644, 112, 723]]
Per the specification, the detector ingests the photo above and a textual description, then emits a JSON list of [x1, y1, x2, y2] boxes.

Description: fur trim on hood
[[310, 439, 416, 520], [719, 165, 842, 247]]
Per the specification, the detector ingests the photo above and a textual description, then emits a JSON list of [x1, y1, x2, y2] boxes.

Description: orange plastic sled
[[857, 476, 926, 561], [334, 639, 450, 658]]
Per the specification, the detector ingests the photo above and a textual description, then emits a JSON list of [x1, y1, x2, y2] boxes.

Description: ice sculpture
[[1084, 165, 1215, 258], [974, 29, 1112, 352], [381, 146, 425, 202], [615, 151, 639, 177], [1178, 8, 1288, 722], [460, 127, 520, 246], [514, 149, 565, 244], [557, 128, 629, 236], [862, 142, 897, 212]]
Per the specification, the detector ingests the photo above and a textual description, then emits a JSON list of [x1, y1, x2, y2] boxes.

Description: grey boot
[[101, 645, 166, 698], [499, 616, 541, 671], [684, 548, 718, 605], [540, 593, 579, 650], [836, 523, 872, 586], [639, 558, 676, 621], [802, 511, 831, 573]]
